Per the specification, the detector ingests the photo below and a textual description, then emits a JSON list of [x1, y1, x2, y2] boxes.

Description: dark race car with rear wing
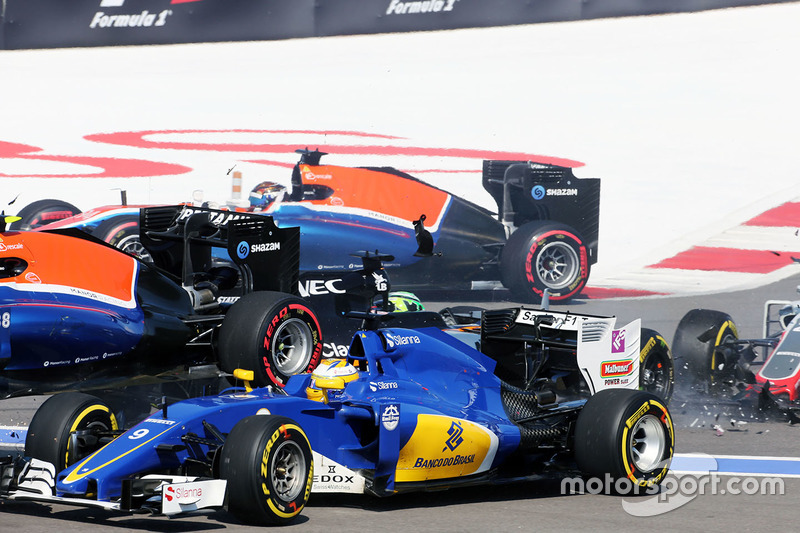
[[12, 149, 601, 302], [0, 205, 321, 402], [0, 204, 406, 415]]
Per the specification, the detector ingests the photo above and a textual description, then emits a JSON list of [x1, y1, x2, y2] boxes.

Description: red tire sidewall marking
[[524, 229, 588, 299], [289, 303, 323, 372], [261, 303, 323, 387], [102, 220, 138, 243]]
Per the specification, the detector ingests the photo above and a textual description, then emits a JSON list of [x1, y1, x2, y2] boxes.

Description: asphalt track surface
[[3, 273, 800, 532]]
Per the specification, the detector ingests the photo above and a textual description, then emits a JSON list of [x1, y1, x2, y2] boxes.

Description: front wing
[[1, 451, 365, 516], [1, 457, 226, 516]]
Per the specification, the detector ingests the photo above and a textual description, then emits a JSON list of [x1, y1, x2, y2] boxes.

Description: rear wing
[[480, 307, 640, 395], [139, 205, 299, 295], [482, 161, 600, 265]]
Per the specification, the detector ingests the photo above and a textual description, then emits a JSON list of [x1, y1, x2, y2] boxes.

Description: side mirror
[[413, 215, 434, 257]]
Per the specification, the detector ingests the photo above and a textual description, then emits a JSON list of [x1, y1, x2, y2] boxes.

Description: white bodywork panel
[[311, 451, 366, 494], [160, 478, 227, 515], [515, 308, 641, 395]]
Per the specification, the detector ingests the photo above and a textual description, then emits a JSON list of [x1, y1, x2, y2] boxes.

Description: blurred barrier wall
[[0, 0, 795, 49]]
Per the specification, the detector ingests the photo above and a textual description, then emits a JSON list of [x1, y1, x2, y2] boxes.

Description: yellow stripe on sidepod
[[395, 414, 497, 482]]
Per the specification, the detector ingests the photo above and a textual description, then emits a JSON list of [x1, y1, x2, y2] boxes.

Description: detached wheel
[[95, 215, 150, 262], [9, 199, 81, 230], [639, 328, 674, 403], [221, 415, 313, 526], [219, 292, 322, 388], [500, 222, 589, 302], [575, 389, 674, 486], [672, 309, 738, 387], [25, 392, 118, 472]]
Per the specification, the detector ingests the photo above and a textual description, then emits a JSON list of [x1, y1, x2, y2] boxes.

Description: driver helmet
[[306, 359, 359, 403], [388, 291, 425, 313], [249, 181, 286, 209], [779, 303, 800, 329]]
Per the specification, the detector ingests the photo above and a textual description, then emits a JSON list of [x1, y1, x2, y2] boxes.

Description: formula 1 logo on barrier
[[385, 0, 460, 16]]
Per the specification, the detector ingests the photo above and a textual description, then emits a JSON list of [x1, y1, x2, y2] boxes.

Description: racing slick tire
[[220, 415, 313, 526], [25, 392, 119, 472], [575, 389, 673, 487], [639, 328, 674, 403], [95, 215, 151, 262], [219, 291, 322, 388], [672, 309, 739, 387], [8, 198, 81, 230], [500, 222, 589, 303]]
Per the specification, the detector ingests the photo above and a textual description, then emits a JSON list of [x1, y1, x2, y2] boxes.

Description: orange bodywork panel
[[0, 231, 138, 308], [298, 164, 450, 228]]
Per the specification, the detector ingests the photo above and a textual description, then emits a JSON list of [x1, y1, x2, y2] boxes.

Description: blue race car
[[1, 306, 674, 526], [11, 148, 601, 302], [0, 203, 414, 407]]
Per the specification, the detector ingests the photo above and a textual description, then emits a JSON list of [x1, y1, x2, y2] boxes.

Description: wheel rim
[[629, 414, 666, 472], [710, 330, 736, 376], [116, 234, 152, 263], [642, 352, 670, 398], [272, 318, 313, 375], [535, 241, 580, 290], [66, 418, 112, 467], [271, 440, 306, 501]]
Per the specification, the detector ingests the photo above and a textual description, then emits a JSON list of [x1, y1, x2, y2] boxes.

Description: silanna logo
[[164, 484, 202, 504], [386, 0, 460, 15], [384, 332, 421, 348], [91, 0, 202, 29]]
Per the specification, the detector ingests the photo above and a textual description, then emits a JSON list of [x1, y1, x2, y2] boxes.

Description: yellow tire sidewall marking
[[621, 399, 673, 486], [262, 423, 312, 519], [63, 404, 117, 468]]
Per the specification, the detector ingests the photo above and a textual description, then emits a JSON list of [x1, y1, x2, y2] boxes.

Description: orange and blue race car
[[0, 203, 402, 409], [11, 148, 601, 302], [0, 305, 674, 526]]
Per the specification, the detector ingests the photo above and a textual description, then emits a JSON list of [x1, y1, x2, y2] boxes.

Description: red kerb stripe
[[648, 247, 795, 273], [744, 202, 800, 227]]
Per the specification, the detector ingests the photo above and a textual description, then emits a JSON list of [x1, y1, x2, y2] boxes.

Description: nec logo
[[298, 278, 345, 298]]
